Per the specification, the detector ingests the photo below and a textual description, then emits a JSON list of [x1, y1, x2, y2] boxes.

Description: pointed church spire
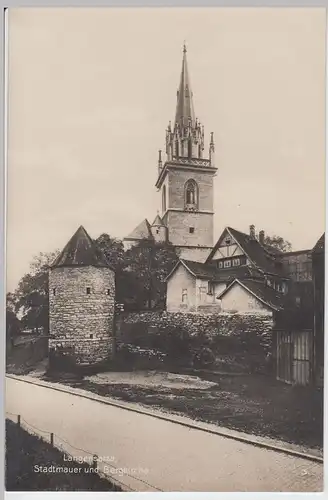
[[157, 44, 217, 175], [175, 43, 195, 128]]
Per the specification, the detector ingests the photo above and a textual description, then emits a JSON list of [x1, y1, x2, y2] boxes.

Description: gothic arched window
[[162, 185, 166, 213], [185, 179, 198, 209]]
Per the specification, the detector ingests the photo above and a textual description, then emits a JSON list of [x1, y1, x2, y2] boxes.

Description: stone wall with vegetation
[[115, 311, 273, 372]]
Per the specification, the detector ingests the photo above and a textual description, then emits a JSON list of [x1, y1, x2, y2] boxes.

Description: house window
[[90, 334, 94, 339], [53, 288, 56, 296], [225, 237, 231, 245], [224, 260, 231, 268], [208, 282, 215, 295], [86, 287, 91, 295], [182, 289, 188, 303], [106, 289, 111, 295], [296, 296, 301, 306], [282, 283, 288, 294], [189, 227, 195, 234], [218, 261, 223, 268], [185, 179, 198, 208], [232, 258, 240, 267]]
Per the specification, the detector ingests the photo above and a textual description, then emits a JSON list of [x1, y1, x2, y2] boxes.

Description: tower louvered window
[[185, 179, 198, 210]]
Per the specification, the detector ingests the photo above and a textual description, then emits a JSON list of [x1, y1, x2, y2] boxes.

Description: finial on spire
[[183, 41, 187, 53]]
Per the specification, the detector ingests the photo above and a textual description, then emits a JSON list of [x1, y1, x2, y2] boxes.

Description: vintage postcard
[[5, 7, 325, 493]]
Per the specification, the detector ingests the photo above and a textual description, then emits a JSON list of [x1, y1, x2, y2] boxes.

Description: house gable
[[166, 261, 197, 312], [218, 281, 272, 315], [209, 228, 246, 261], [206, 228, 251, 272]]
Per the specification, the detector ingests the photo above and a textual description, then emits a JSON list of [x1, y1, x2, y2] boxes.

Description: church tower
[[155, 44, 217, 263]]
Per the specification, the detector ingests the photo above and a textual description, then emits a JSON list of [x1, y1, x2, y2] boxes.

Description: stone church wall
[[49, 266, 115, 365]]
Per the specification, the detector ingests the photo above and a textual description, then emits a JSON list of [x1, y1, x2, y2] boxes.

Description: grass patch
[[5, 419, 121, 491]]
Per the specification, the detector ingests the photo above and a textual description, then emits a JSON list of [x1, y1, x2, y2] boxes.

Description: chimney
[[249, 225, 256, 240], [259, 230, 265, 245]]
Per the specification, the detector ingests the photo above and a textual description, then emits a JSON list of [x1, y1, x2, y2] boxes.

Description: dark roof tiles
[[179, 260, 262, 282], [50, 226, 111, 269], [218, 278, 287, 311], [312, 233, 325, 254]]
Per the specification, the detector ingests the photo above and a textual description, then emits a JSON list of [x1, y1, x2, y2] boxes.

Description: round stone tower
[[49, 225, 115, 368]]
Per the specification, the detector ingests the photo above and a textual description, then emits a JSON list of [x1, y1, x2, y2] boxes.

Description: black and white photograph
[[5, 7, 325, 493]]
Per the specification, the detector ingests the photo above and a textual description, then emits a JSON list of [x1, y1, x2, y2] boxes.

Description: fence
[[5, 411, 162, 492], [276, 330, 313, 385]]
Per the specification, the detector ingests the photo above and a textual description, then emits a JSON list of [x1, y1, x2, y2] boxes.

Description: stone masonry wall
[[165, 168, 215, 248], [116, 311, 273, 369], [49, 266, 115, 365]]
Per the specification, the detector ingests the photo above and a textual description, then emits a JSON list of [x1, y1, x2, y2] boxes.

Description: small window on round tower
[[53, 288, 56, 296], [90, 334, 93, 339], [106, 289, 110, 295], [86, 287, 91, 295]]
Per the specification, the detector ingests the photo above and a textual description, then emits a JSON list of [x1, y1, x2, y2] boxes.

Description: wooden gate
[[276, 330, 313, 385]]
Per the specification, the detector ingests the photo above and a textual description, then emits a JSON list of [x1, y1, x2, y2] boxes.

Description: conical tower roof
[[151, 214, 165, 226], [50, 226, 110, 268], [175, 44, 195, 128]]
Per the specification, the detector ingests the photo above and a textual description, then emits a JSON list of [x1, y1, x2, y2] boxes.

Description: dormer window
[[224, 260, 231, 268], [232, 258, 240, 267]]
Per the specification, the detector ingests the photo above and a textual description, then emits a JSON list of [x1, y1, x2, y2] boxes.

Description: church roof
[[152, 214, 165, 226], [124, 219, 154, 242], [175, 44, 195, 128], [217, 278, 286, 311], [50, 226, 110, 268]]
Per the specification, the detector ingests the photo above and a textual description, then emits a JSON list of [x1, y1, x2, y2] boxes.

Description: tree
[[94, 234, 125, 271], [264, 234, 292, 252], [13, 250, 59, 334], [119, 240, 178, 310], [6, 293, 21, 348]]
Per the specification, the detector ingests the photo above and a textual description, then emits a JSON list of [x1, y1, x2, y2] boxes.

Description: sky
[[6, 7, 326, 291]]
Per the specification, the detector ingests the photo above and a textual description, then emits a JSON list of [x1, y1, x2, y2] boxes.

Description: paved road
[[6, 377, 323, 492]]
